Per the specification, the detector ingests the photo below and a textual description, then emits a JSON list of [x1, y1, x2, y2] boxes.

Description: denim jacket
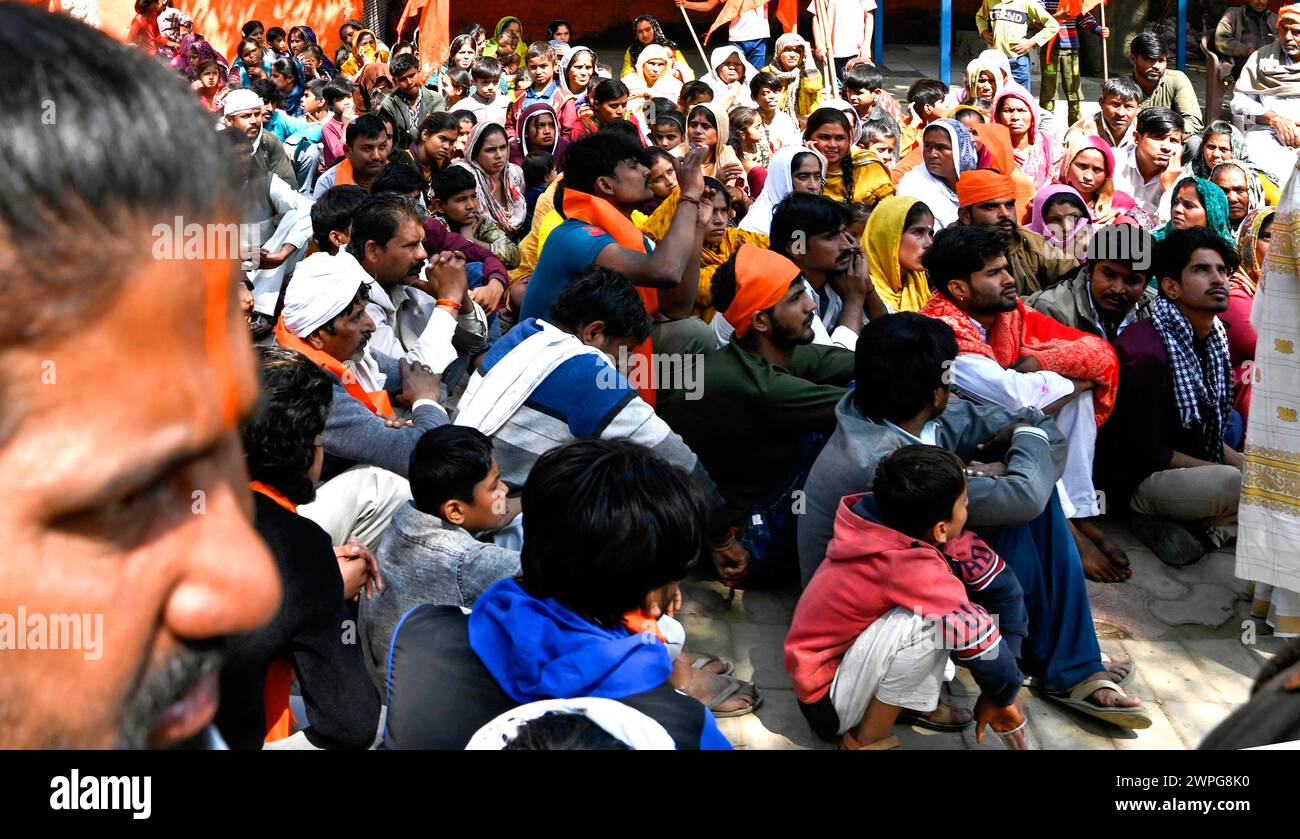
[[358, 501, 520, 688]]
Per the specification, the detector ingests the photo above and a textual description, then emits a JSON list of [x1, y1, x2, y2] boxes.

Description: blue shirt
[[519, 218, 620, 320]]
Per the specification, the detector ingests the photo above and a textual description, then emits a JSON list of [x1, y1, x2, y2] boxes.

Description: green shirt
[[1135, 69, 1204, 136], [658, 341, 855, 529]]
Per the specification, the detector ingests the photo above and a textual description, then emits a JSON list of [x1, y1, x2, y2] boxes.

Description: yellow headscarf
[[866, 195, 932, 312]]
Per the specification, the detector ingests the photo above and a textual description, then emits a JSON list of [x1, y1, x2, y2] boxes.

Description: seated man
[[454, 266, 747, 586], [1096, 227, 1244, 567], [659, 245, 855, 588], [798, 314, 1148, 727], [219, 346, 381, 750], [786, 445, 1030, 750], [223, 87, 297, 187], [1065, 76, 1142, 152], [1215, 0, 1278, 81], [275, 258, 450, 549], [520, 131, 714, 361], [1233, 8, 1300, 183], [383, 439, 733, 750], [1128, 32, 1203, 137], [743, 193, 888, 352], [1112, 107, 1183, 219], [358, 425, 519, 687], [312, 114, 391, 198], [1027, 223, 1156, 340], [956, 169, 1077, 296], [919, 225, 1127, 581], [346, 193, 488, 370]]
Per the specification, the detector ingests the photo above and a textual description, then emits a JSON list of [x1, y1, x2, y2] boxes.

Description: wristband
[[680, 193, 708, 211], [435, 298, 462, 310]]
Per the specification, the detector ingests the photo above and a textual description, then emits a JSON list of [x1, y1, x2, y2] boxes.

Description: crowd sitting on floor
[[9, 0, 1298, 751]]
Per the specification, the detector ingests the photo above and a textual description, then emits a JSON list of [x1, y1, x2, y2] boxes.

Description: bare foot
[[1075, 517, 1131, 581], [678, 650, 729, 676], [1075, 670, 1142, 709], [1071, 521, 1130, 583]]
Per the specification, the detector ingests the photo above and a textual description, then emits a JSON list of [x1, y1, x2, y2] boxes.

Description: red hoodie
[[784, 493, 1023, 706]]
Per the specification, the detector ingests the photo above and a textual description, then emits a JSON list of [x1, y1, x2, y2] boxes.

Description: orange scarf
[[920, 293, 1119, 426], [274, 316, 394, 417], [333, 157, 356, 187], [249, 480, 297, 743], [561, 188, 658, 405]]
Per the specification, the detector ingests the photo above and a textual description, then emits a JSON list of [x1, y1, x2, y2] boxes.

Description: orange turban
[[1282, 3, 1300, 24], [956, 169, 1015, 208], [723, 244, 801, 339]]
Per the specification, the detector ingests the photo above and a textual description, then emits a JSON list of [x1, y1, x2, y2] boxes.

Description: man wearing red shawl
[[920, 225, 1131, 583]]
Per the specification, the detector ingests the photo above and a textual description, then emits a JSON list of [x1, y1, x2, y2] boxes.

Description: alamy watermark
[[151, 216, 262, 263], [596, 346, 705, 400], [0, 606, 103, 660]]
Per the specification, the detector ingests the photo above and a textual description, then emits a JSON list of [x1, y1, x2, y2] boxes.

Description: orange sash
[[250, 481, 297, 743], [561, 188, 657, 405], [274, 316, 395, 417], [332, 157, 356, 187]]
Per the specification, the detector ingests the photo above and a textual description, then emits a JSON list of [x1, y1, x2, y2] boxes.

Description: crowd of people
[[5, 0, 1298, 751]]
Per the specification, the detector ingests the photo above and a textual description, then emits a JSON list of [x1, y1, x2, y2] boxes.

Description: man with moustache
[[1028, 223, 1157, 341], [1233, 7, 1300, 182], [956, 169, 1078, 296], [313, 114, 392, 199], [1127, 31, 1203, 136], [0, 5, 281, 749], [1096, 227, 1244, 568], [223, 87, 298, 186], [1113, 107, 1184, 218]]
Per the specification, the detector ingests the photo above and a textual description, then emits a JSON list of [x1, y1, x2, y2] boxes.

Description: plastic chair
[[1201, 34, 1232, 123]]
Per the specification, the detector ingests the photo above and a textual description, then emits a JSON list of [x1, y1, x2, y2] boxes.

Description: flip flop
[[840, 733, 900, 750], [702, 674, 763, 719], [1101, 652, 1137, 689], [688, 652, 735, 677], [1046, 678, 1152, 730]]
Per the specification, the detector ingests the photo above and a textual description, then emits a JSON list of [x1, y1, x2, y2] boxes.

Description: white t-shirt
[[807, 0, 877, 57], [729, 4, 772, 41]]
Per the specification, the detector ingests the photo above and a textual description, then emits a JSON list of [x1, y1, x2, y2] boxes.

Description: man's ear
[[441, 498, 466, 526], [576, 319, 608, 346], [363, 238, 382, 265], [305, 329, 327, 350], [750, 310, 771, 337], [594, 174, 615, 198], [929, 518, 951, 546], [958, 207, 971, 225], [946, 278, 968, 304], [1159, 275, 1180, 300], [329, 230, 350, 252]]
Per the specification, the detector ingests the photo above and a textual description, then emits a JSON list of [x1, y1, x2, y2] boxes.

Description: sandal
[[700, 674, 762, 719], [1100, 652, 1137, 689], [840, 733, 900, 750], [1045, 678, 1152, 730], [687, 652, 735, 677]]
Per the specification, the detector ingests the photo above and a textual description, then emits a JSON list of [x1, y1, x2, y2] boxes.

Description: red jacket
[[784, 493, 1022, 706]]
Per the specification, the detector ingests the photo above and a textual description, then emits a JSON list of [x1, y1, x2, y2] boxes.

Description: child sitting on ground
[[652, 107, 685, 151], [432, 166, 522, 271], [842, 63, 902, 137], [749, 71, 801, 153], [785, 445, 1030, 750], [676, 80, 713, 116], [461, 56, 508, 126], [728, 105, 770, 194], [452, 110, 477, 160], [505, 41, 564, 139], [522, 149, 556, 232], [445, 68, 471, 109]]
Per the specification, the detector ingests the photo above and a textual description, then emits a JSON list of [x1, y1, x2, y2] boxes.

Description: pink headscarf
[[1027, 183, 1091, 251], [1056, 133, 1136, 221], [994, 89, 1059, 190]]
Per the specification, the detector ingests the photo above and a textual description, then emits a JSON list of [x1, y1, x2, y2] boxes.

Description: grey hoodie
[[796, 392, 1068, 586]]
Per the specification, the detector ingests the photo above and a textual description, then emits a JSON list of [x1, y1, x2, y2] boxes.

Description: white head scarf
[[558, 45, 598, 98], [223, 87, 264, 117], [701, 45, 758, 109], [465, 698, 676, 750], [281, 251, 371, 337], [739, 145, 827, 235], [894, 118, 977, 229]]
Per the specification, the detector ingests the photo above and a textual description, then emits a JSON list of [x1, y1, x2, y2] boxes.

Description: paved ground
[[680, 517, 1290, 751]]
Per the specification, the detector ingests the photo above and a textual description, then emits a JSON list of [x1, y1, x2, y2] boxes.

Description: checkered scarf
[[1149, 297, 1233, 463]]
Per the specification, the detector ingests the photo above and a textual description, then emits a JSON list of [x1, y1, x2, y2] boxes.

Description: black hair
[[907, 78, 949, 109], [392, 40, 416, 55], [873, 445, 968, 540], [237, 37, 262, 61], [679, 80, 713, 105], [471, 56, 502, 81], [547, 19, 571, 39], [419, 111, 460, 137], [346, 193, 424, 260], [847, 201, 871, 225], [803, 107, 857, 205], [902, 200, 934, 230], [371, 163, 427, 197], [270, 56, 298, 81], [727, 106, 759, 156], [654, 109, 685, 137], [241, 19, 264, 37], [641, 145, 676, 169], [310, 184, 369, 251], [346, 113, 388, 146], [242, 347, 334, 506], [1129, 30, 1168, 60], [520, 439, 709, 627], [456, 108, 478, 128], [549, 265, 652, 342], [1041, 191, 1090, 220], [460, 22, 486, 39], [1153, 226, 1240, 295], [524, 150, 555, 190], [433, 165, 476, 202], [322, 77, 354, 106], [561, 131, 645, 194], [1100, 76, 1142, 103], [853, 313, 958, 422], [591, 78, 629, 105], [1086, 223, 1153, 272], [408, 426, 495, 517], [923, 225, 1009, 300], [1135, 106, 1183, 137], [750, 70, 781, 98], [448, 68, 472, 93], [770, 193, 850, 258], [703, 175, 731, 210], [266, 26, 285, 42], [503, 712, 634, 750], [389, 53, 420, 78], [629, 14, 678, 64], [843, 63, 884, 92], [0, 5, 241, 348], [305, 77, 328, 101], [251, 77, 281, 108]]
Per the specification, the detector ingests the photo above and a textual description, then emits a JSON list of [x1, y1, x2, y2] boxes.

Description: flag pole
[[813, 0, 837, 93], [678, 6, 713, 73], [1099, 1, 1109, 80]]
